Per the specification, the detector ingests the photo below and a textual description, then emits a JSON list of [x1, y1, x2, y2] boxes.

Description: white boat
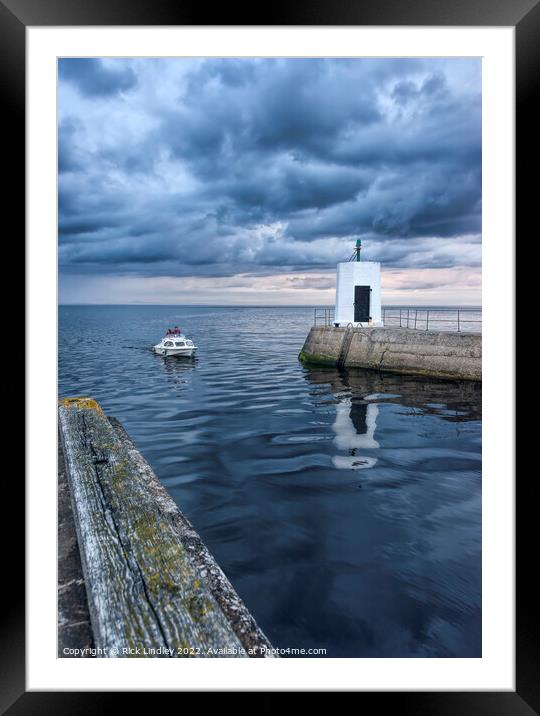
[[153, 332, 197, 358]]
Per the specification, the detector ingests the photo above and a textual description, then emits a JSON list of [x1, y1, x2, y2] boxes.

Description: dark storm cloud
[[58, 119, 82, 173], [58, 58, 137, 97], [58, 58, 481, 278]]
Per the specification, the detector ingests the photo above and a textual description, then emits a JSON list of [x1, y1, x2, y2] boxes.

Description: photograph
[[57, 56, 483, 660], [3, 0, 532, 700]]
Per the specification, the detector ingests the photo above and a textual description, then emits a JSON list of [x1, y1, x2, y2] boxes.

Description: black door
[[354, 285, 371, 322]]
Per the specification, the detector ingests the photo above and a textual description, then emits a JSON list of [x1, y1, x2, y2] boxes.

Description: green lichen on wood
[[59, 397, 248, 657], [59, 396, 104, 414]]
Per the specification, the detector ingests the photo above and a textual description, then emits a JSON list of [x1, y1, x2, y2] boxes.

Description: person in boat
[[173, 326, 180, 335], [166, 328, 172, 335]]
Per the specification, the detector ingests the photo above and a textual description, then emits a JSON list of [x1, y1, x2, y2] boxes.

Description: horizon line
[[58, 302, 482, 308]]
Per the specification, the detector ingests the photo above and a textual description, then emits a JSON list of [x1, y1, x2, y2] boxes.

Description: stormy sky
[[58, 58, 481, 305]]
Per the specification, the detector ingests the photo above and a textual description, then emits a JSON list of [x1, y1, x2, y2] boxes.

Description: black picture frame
[[8, 0, 534, 710]]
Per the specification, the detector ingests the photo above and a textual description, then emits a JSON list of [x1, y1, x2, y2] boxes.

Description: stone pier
[[299, 326, 481, 381]]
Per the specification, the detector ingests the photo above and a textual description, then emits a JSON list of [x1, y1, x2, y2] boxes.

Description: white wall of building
[[335, 261, 382, 326]]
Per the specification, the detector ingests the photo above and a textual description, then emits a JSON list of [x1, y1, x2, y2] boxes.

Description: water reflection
[[60, 306, 482, 657], [332, 398, 379, 470], [153, 352, 197, 391], [319, 367, 481, 472], [305, 365, 481, 422], [300, 364, 482, 657]]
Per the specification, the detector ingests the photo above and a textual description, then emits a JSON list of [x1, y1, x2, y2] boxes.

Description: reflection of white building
[[332, 397, 379, 470]]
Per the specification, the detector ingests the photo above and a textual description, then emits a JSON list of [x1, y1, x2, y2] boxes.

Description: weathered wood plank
[[57, 432, 94, 657], [108, 417, 274, 657], [59, 397, 270, 657]]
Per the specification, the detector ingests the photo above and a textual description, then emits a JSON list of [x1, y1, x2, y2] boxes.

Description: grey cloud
[[58, 118, 84, 173], [59, 58, 137, 97], [58, 57, 481, 278], [392, 72, 447, 106]]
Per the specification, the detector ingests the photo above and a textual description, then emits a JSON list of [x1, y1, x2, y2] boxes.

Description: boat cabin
[[161, 336, 194, 348]]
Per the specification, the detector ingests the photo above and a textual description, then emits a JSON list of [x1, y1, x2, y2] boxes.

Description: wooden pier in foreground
[[58, 397, 274, 658]]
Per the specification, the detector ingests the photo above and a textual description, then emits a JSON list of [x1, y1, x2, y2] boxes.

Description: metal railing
[[314, 307, 336, 327], [382, 307, 481, 332], [313, 306, 482, 332]]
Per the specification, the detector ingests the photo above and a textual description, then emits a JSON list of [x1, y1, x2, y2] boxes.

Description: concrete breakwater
[[58, 397, 274, 658], [299, 326, 481, 381]]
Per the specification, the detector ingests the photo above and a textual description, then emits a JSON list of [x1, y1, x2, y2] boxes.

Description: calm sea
[[59, 305, 481, 657]]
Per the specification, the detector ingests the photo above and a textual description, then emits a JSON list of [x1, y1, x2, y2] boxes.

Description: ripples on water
[[59, 305, 481, 657]]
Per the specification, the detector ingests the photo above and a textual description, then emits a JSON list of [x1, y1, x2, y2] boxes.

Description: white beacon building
[[334, 240, 382, 327]]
